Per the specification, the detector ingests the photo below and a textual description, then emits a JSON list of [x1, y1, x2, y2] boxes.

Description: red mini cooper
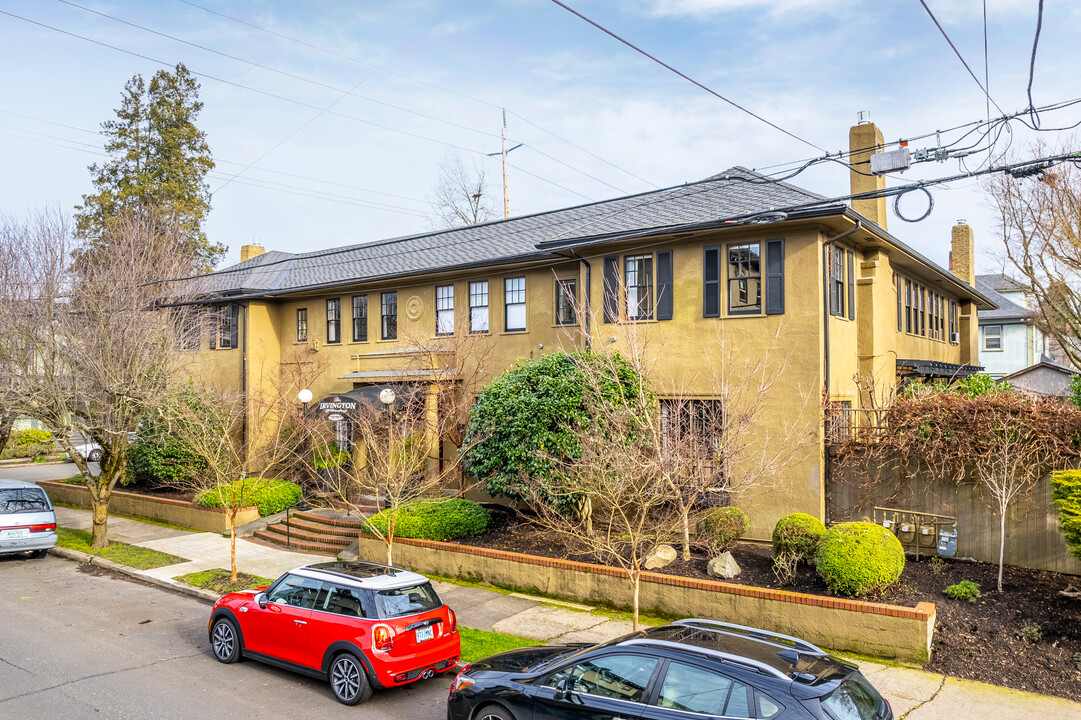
[[207, 561, 460, 705]]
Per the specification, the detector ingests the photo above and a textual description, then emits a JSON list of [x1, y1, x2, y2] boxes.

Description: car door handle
[[294, 620, 307, 626]]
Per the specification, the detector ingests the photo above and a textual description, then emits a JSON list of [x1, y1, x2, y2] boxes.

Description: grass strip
[[55, 527, 187, 570], [458, 627, 537, 662], [174, 568, 274, 595]]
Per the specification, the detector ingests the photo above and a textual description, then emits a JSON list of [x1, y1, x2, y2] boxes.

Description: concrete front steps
[[251, 507, 375, 556]]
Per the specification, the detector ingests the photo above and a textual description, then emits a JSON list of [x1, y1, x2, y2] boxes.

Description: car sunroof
[[310, 561, 399, 579]]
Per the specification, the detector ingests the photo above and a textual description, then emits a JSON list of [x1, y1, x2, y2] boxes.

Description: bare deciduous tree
[[987, 141, 1081, 367], [429, 153, 496, 229], [167, 349, 324, 580], [0, 209, 195, 549]]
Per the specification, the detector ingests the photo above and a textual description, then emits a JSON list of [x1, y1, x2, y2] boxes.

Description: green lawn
[[458, 627, 537, 662], [175, 568, 274, 594], [55, 527, 187, 570]]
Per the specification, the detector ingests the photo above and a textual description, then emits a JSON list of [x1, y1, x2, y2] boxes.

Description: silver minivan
[[0, 479, 57, 558]]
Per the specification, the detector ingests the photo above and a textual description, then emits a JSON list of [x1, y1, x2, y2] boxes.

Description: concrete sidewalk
[[51, 506, 1081, 720]]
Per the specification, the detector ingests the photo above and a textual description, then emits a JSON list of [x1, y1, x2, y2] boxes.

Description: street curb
[[0, 459, 70, 467], [47, 546, 220, 605]]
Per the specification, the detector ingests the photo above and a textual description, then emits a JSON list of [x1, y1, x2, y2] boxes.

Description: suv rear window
[[375, 582, 441, 618], [821, 673, 886, 720], [0, 488, 50, 513]]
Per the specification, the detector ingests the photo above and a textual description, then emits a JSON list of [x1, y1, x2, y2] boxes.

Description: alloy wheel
[[332, 657, 361, 702], [212, 621, 234, 660]]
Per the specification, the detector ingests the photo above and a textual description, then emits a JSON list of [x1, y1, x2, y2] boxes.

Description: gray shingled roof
[[195, 167, 825, 296], [976, 274, 1032, 321]]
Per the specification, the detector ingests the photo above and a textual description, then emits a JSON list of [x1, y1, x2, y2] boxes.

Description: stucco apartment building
[[184, 121, 994, 538]]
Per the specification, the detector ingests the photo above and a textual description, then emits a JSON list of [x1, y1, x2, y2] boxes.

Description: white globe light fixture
[[378, 388, 396, 406], [297, 388, 313, 404]]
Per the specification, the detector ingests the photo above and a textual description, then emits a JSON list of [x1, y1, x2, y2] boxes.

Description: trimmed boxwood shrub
[[366, 498, 489, 542], [772, 512, 827, 562], [816, 521, 905, 596], [696, 506, 749, 554], [194, 478, 302, 517]]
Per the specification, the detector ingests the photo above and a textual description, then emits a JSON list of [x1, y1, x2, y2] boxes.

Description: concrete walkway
[[51, 506, 1081, 720]]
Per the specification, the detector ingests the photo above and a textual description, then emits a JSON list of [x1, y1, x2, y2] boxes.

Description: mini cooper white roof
[[290, 561, 431, 592]]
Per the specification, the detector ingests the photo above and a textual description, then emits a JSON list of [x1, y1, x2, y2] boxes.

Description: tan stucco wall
[[39, 481, 259, 534], [183, 221, 980, 540], [357, 535, 935, 662]]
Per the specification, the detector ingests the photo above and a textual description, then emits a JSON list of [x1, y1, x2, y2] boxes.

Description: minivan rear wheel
[[329, 652, 372, 705]]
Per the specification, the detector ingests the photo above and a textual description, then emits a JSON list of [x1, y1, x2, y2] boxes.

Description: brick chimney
[[240, 243, 265, 262], [849, 112, 887, 230], [949, 220, 975, 286]]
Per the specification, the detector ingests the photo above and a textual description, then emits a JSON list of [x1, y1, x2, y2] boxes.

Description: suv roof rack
[[672, 619, 825, 655], [620, 638, 790, 680]]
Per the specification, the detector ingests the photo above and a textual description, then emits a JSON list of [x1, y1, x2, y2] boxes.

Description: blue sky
[[1, 0, 1077, 273]]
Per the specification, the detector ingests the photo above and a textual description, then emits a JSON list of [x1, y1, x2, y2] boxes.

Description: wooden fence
[[829, 462, 1081, 576]]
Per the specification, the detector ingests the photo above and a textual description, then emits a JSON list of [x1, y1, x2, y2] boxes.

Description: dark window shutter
[[603, 255, 619, 323], [656, 250, 673, 320], [230, 303, 240, 349], [208, 308, 216, 350], [765, 239, 785, 315], [896, 276, 902, 331], [846, 250, 855, 320], [703, 246, 720, 318]]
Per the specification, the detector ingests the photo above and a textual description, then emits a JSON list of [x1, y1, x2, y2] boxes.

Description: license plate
[[0, 529, 29, 539], [415, 625, 434, 643]]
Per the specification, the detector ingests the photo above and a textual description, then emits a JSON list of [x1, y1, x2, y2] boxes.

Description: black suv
[[447, 619, 891, 720]]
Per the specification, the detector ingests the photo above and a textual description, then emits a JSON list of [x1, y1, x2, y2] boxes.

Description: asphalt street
[[0, 555, 451, 719], [0, 462, 88, 483]]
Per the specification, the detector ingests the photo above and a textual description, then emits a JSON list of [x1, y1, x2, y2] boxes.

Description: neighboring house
[[975, 273, 1053, 378], [1002, 361, 1078, 398], [179, 120, 994, 538]]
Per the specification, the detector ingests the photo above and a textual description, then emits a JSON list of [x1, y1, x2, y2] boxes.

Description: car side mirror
[[255, 593, 268, 609], [554, 676, 571, 701]]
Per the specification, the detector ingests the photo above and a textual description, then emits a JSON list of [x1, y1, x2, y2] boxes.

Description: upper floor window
[[984, 324, 1002, 350], [381, 292, 397, 340], [555, 279, 577, 326], [469, 280, 489, 333], [904, 280, 913, 333], [217, 304, 238, 349], [625, 255, 654, 320], [296, 308, 308, 343], [949, 300, 959, 343], [505, 277, 526, 331], [727, 243, 761, 315], [435, 285, 454, 335], [326, 298, 341, 344], [829, 246, 844, 316], [352, 295, 367, 342]]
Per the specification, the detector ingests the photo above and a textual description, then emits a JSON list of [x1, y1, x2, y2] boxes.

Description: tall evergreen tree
[[76, 63, 222, 272]]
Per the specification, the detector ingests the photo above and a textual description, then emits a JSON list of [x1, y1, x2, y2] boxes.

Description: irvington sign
[[317, 396, 359, 422]]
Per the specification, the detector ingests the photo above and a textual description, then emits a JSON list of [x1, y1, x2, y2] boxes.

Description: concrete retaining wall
[[38, 480, 259, 534], [357, 535, 936, 663]]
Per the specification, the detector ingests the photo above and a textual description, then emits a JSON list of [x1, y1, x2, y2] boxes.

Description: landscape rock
[[707, 551, 741, 579], [644, 544, 677, 570]]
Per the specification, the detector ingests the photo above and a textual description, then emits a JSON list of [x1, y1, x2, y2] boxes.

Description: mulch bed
[[451, 505, 1081, 701]]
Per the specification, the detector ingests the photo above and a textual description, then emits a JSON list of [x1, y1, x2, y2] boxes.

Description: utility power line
[[1, 7, 602, 204], [918, 0, 1007, 117], [549, 0, 827, 153], [172, 0, 655, 189]]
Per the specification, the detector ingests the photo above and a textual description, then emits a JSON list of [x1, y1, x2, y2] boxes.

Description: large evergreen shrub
[[462, 350, 646, 509], [816, 521, 905, 596]]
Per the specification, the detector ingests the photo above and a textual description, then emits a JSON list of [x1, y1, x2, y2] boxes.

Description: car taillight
[[373, 624, 394, 652], [450, 664, 474, 695], [448, 608, 457, 633], [29, 523, 56, 533]]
